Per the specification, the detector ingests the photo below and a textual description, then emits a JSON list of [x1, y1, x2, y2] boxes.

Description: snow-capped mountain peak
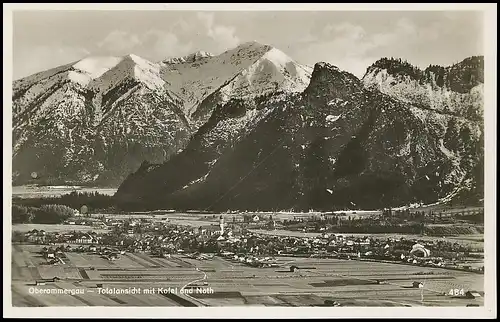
[[261, 48, 295, 71], [162, 50, 214, 65], [235, 40, 268, 50], [125, 53, 155, 66], [216, 45, 313, 102], [81, 54, 164, 94], [186, 50, 214, 61], [12, 52, 189, 186], [159, 41, 312, 125], [64, 54, 164, 90], [72, 56, 123, 78], [68, 56, 122, 86]]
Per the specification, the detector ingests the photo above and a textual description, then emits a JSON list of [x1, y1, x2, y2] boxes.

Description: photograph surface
[[4, 3, 496, 318]]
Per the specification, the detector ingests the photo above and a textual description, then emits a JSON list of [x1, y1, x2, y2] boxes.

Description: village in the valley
[[12, 206, 484, 307]]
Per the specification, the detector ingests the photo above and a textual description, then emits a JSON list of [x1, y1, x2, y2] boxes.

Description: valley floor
[[11, 243, 484, 307]]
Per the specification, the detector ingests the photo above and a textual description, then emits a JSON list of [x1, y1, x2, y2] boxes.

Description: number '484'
[[449, 289, 465, 296]]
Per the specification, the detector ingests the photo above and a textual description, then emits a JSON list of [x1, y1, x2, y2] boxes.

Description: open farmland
[[250, 229, 484, 249], [11, 244, 484, 307], [100, 213, 220, 228], [96, 211, 379, 224], [12, 185, 117, 199], [12, 224, 108, 234]]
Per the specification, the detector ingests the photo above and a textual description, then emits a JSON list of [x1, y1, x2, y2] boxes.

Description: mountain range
[[12, 41, 484, 211], [12, 41, 311, 186]]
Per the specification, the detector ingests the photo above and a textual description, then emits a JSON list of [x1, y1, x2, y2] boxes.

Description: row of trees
[[13, 191, 116, 213], [372, 57, 424, 82], [12, 204, 76, 224]]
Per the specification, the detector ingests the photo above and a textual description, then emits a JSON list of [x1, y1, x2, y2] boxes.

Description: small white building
[[413, 281, 424, 288], [76, 235, 94, 244]]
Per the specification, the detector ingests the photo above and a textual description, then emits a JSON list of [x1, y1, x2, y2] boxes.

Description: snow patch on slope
[[326, 115, 341, 123], [182, 172, 210, 190], [262, 48, 298, 76], [439, 138, 455, 159], [14, 71, 70, 115], [397, 133, 412, 157]]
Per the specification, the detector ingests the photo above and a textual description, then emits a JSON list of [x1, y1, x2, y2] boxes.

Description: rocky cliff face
[[362, 56, 484, 204], [362, 56, 484, 120], [116, 59, 484, 211]]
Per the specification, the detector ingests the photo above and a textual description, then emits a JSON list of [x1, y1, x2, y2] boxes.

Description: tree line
[[12, 204, 76, 224], [12, 191, 116, 213]]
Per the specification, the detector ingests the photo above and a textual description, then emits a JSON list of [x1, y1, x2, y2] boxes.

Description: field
[[11, 244, 484, 307], [12, 224, 108, 234], [12, 185, 117, 198], [249, 229, 484, 248]]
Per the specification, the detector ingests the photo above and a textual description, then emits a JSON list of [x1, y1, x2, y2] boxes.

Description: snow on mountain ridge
[[12, 52, 190, 186], [12, 41, 313, 187], [84, 54, 164, 92], [261, 47, 307, 77], [85, 56, 156, 100], [14, 41, 311, 136], [13, 53, 173, 138], [72, 56, 124, 79], [15, 42, 310, 120], [220, 47, 312, 99], [17, 54, 164, 90], [159, 41, 275, 117], [160, 41, 312, 126], [163, 50, 215, 64]]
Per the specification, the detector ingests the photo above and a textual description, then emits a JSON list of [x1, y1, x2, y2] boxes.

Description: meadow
[[11, 244, 484, 307]]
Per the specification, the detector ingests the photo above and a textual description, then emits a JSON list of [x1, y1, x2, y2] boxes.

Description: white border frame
[[3, 3, 497, 319]]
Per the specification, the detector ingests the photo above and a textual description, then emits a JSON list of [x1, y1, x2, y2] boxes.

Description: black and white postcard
[[3, 3, 497, 319]]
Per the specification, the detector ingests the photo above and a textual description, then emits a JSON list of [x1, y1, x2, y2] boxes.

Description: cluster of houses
[[39, 243, 124, 264], [276, 207, 484, 234], [24, 230, 101, 245], [29, 229, 476, 274], [218, 251, 280, 268], [40, 246, 68, 264]]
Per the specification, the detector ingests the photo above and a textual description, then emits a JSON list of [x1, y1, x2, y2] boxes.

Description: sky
[[12, 10, 484, 80]]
